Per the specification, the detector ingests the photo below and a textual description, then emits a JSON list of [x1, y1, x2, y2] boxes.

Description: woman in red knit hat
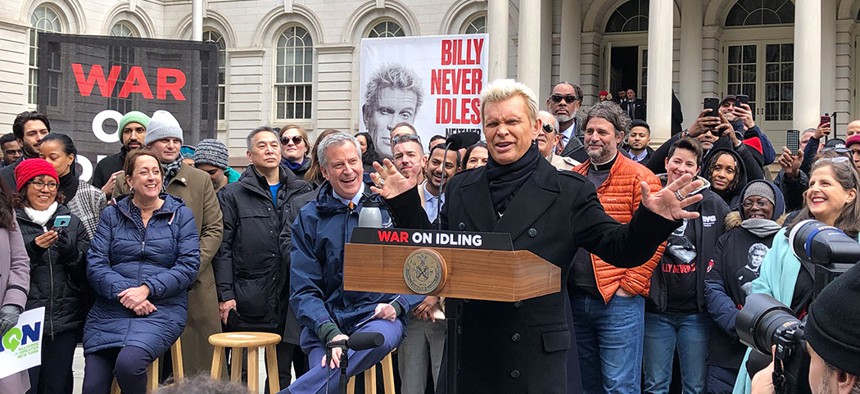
[[13, 158, 90, 394]]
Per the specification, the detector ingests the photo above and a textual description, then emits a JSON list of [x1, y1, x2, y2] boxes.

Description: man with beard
[[0, 111, 51, 190], [546, 81, 587, 162], [114, 110, 224, 376], [0, 134, 22, 167], [537, 111, 577, 170], [570, 101, 664, 393], [392, 133, 426, 184], [398, 144, 458, 394], [92, 111, 149, 199]]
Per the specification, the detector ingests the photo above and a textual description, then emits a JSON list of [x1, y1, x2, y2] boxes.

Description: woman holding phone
[[13, 158, 89, 394]]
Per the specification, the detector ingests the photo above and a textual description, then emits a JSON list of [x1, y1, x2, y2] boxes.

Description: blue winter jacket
[[84, 194, 200, 358], [289, 181, 423, 339]]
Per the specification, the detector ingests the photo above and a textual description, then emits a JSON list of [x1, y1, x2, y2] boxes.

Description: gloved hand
[[54, 229, 77, 259], [0, 305, 23, 336]]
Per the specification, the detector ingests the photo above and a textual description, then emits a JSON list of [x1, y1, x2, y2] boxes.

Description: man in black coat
[[372, 79, 705, 393], [214, 126, 312, 389], [91, 111, 149, 199], [620, 89, 646, 121]]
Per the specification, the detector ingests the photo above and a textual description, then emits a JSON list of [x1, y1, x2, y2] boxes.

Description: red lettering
[[378, 230, 391, 242], [118, 67, 154, 99], [441, 39, 453, 65], [436, 98, 480, 125], [399, 232, 409, 243], [471, 38, 484, 63], [71, 64, 120, 97], [430, 68, 482, 95], [157, 67, 187, 101]]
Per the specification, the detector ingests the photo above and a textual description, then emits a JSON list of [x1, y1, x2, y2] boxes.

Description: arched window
[[275, 26, 313, 120], [605, 0, 649, 33], [203, 30, 227, 120], [110, 21, 137, 37], [368, 21, 405, 38], [463, 15, 486, 34], [29, 5, 63, 105], [725, 0, 794, 27]]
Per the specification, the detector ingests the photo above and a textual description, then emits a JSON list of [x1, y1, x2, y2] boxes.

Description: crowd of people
[[0, 75, 858, 394]]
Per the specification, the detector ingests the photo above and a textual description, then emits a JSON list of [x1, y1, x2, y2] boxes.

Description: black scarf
[[58, 170, 79, 202], [486, 144, 540, 216], [162, 157, 183, 190]]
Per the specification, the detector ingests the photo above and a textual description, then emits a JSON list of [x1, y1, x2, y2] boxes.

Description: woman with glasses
[[733, 154, 860, 394], [703, 179, 785, 393], [13, 159, 89, 394], [280, 125, 311, 178], [39, 133, 106, 240]]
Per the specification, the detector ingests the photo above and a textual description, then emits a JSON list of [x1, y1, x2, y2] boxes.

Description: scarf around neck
[[486, 144, 540, 216], [58, 170, 79, 202], [24, 201, 59, 228], [162, 157, 183, 190], [741, 218, 782, 238]]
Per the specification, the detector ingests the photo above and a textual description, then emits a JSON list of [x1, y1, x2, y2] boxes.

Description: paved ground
[[71, 345, 279, 393]]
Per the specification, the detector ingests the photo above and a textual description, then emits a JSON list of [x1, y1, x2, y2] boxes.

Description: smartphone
[[737, 95, 749, 106], [53, 215, 71, 229], [820, 114, 831, 127], [703, 97, 720, 116], [786, 129, 800, 155]]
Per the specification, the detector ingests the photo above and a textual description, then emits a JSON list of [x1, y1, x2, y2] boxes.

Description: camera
[[736, 220, 860, 394]]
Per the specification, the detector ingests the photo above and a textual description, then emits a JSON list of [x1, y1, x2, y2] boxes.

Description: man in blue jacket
[[285, 132, 422, 393]]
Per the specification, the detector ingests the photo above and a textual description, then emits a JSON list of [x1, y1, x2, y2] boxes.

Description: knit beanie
[[192, 139, 229, 170], [846, 134, 860, 149], [14, 158, 59, 192], [144, 110, 184, 145], [118, 111, 150, 133], [742, 180, 776, 206], [806, 262, 860, 375]]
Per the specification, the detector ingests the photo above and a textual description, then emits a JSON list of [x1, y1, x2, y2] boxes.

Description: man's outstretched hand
[[370, 159, 418, 198], [641, 173, 704, 221]]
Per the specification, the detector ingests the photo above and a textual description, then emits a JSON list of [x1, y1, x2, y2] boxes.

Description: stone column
[[794, 0, 821, 131], [646, 0, 673, 144], [488, 0, 509, 81], [820, 0, 836, 120], [560, 0, 582, 83], [679, 0, 702, 130], [517, 0, 542, 93]]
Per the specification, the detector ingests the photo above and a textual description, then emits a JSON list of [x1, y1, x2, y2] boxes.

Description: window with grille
[[464, 16, 487, 34], [605, 0, 649, 33], [725, 0, 794, 27], [203, 30, 227, 121], [29, 5, 63, 106], [368, 21, 405, 38], [274, 26, 313, 120]]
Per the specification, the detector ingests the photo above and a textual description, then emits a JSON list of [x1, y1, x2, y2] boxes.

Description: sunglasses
[[541, 124, 556, 134], [281, 136, 304, 145], [392, 134, 422, 147], [550, 95, 578, 104]]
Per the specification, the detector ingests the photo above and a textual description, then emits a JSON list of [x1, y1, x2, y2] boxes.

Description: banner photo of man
[[360, 34, 488, 158]]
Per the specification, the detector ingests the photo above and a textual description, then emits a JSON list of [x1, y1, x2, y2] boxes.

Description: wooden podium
[[343, 228, 560, 301]]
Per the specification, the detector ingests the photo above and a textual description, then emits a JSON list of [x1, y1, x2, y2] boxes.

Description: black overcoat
[[387, 157, 679, 393]]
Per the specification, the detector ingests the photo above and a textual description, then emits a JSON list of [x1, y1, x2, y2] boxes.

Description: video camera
[[736, 220, 860, 394]]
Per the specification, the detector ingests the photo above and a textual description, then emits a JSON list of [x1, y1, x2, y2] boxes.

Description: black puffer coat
[[214, 165, 312, 332], [16, 204, 90, 338]]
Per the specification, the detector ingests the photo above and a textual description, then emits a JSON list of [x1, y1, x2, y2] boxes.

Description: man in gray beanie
[[113, 109, 224, 376], [193, 138, 232, 192]]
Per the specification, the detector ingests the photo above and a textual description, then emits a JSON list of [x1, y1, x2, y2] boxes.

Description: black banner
[[37, 33, 219, 181], [349, 227, 513, 251]]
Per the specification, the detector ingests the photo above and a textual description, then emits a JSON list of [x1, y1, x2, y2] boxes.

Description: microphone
[[445, 131, 481, 151], [358, 203, 382, 228], [326, 332, 385, 351]]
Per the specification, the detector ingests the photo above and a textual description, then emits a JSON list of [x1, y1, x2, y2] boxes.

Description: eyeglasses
[[29, 180, 58, 191], [4, 149, 22, 155], [541, 124, 556, 134], [392, 134, 422, 147], [741, 199, 773, 209], [550, 95, 578, 104], [281, 136, 303, 145]]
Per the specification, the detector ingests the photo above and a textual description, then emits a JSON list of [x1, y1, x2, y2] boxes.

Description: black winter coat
[[16, 205, 90, 338], [214, 165, 312, 332], [387, 157, 679, 394], [91, 148, 129, 189]]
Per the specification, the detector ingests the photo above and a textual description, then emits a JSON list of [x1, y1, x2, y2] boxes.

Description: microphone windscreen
[[347, 332, 385, 350], [446, 132, 481, 151]]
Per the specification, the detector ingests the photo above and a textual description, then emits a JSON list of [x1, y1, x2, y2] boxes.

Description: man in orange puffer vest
[[568, 101, 665, 394]]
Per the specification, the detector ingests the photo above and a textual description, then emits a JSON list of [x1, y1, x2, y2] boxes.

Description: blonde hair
[[480, 79, 538, 125]]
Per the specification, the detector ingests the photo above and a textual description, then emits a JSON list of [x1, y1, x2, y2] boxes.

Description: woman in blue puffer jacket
[[82, 150, 200, 394]]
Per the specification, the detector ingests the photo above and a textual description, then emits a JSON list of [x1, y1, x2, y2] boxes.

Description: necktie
[[628, 101, 635, 119], [348, 202, 355, 210]]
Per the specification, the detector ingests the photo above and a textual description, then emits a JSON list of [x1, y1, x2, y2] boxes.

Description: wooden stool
[[110, 338, 184, 393], [346, 349, 396, 394], [209, 332, 281, 394]]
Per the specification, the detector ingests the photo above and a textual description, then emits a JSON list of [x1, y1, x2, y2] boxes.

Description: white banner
[[0, 307, 45, 379], [360, 34, 489, 158]]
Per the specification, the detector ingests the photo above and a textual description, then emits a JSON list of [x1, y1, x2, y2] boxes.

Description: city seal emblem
[[403, 248, 447, 294]]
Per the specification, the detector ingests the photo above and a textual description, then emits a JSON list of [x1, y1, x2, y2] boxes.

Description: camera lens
[[736, 293, 799, 355]]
